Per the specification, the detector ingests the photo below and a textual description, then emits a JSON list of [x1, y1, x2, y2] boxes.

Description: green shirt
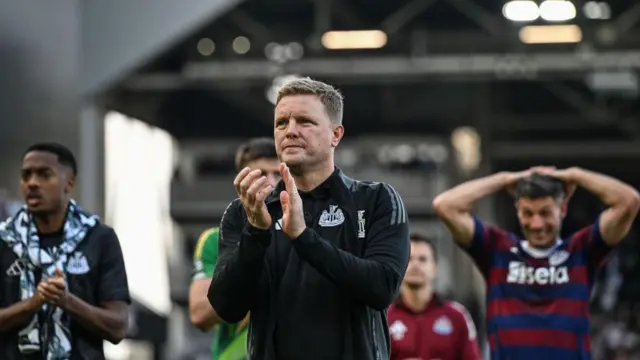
[[193, 228, 248, 360]]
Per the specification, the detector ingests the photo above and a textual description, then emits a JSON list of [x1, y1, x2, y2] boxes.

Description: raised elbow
[[625, 189, 640, 214], [432, 194, 452, 218]]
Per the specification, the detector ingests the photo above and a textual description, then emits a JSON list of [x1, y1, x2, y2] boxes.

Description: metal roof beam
[[124, 50, 640, 89], [182, 51, 640, 79]]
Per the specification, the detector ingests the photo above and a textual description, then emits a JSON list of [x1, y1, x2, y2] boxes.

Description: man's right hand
[[234, 167, 274, 230]]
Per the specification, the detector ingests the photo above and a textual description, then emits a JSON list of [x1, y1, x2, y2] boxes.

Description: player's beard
[[403, 279, 428, 291]]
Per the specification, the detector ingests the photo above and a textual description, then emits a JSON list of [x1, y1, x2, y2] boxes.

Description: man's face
[[246, 157, 281, 187], [516, 196, 565, 248], [21, 151, 72, 215], [403, 241, 437, 290], [274, 94, 343, 170]]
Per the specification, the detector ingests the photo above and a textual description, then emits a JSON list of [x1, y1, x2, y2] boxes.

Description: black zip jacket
[[209, 168, 410, 360]]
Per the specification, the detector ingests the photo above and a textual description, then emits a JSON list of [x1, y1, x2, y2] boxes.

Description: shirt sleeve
[[292, 183, 410, 311], [97, 227, 131, 303], [570, 218, 614, 272], [192, 228, 219, 280], [461, 217, 509, 277], [208, 199, 270, 323], [450, 302, 482, 360]]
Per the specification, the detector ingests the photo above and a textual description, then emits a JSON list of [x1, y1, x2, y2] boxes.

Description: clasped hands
[[234, 163, 306, 239], [35, 268, 68, 308]]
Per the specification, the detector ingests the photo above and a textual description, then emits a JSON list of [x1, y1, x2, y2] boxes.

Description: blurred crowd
[[591, 229, 640, 360]]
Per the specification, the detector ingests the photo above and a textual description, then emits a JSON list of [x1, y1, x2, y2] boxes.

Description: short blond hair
[[276, 77, 344, 124]]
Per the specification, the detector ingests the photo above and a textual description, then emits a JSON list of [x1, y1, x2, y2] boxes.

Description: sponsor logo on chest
[[506, 261, 570, 285]]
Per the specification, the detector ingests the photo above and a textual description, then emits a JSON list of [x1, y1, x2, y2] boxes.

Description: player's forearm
[[209, 225, 268, 323], [61, 293, 128, 344], [0, 297, 41, 332], [433, 172, 510, 213], [190, 292, 221, 331], [569, 167, 640, 209], [293, 228, 404, 310]]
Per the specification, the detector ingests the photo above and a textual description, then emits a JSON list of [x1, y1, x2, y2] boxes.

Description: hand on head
[[505, 165, 576, 201], [234, 168, 274, 230]]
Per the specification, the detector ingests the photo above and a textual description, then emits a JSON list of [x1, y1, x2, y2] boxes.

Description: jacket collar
[[266, 167, 353, 206]]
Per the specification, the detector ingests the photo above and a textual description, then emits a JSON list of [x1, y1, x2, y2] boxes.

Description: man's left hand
[[279, 163, 306, 240], [38, 268, 68, 307], [551, 167, 578, 202]]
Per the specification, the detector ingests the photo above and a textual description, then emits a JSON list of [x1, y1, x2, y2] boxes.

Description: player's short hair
[[276, 77, 344, 125], [234, 137, 278, 172], [410, 232, 437, 262], [24, 142, 77, 176], [514, 173, 565, 202]]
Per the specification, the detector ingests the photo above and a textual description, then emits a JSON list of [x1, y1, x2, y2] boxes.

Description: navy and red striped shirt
[[464, 217, 613, 360]]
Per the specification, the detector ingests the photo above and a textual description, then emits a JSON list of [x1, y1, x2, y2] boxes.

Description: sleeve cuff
[[292, 228, 318, 258], [241, 223, 272, 248], [100, 289, 131, 304], [470, 216, 485, 249]]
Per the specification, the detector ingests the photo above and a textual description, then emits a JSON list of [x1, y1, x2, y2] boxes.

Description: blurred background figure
[[2, 0, 640, 358], [188, 137, 279, 360], [389, 233, 482, 360]]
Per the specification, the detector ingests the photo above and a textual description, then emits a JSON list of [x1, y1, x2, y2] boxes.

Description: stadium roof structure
[[107, 0, 640, 157]]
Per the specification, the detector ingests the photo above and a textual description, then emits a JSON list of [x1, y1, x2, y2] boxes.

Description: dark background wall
[[0, 0, 80, 198]]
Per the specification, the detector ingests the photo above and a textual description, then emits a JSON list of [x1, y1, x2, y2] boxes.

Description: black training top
[[0, 223, 130, 360], [209, 168, 410, 360]]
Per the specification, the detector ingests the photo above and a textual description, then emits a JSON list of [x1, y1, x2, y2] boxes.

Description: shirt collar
[[266, 167, 353, 205], [394, 293, 443, 314]]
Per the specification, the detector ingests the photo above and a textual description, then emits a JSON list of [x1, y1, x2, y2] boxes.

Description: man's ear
[[331, 125, 344, 148], [64, 173, 75, 195]]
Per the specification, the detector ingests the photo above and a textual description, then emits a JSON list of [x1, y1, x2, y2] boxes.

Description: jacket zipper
[[371, 312, 381, 360]]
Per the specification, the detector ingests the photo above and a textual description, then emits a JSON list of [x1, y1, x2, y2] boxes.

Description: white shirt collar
[[520, 239, 563, 259]]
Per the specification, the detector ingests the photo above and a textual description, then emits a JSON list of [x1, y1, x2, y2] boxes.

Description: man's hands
[[37, 268, 68, 308], [279, 163, 306, 239], [505, 166, 577, 201], [234, 167, 274, 230]]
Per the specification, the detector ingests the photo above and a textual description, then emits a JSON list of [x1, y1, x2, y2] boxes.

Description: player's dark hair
[[234, 137, 277, 172], [24, 142, 77, 176], [410, 232, 437, 262], [514, 173, 564, 202]]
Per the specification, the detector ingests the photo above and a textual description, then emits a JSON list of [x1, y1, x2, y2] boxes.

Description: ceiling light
[[503, 1, 540, 22], [519, 24, 583, 44], [540, 0, 577, 22], [321, 30, 387, 50]]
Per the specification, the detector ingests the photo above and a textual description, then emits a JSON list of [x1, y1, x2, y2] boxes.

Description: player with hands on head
[[433, 165, 640, 360]]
